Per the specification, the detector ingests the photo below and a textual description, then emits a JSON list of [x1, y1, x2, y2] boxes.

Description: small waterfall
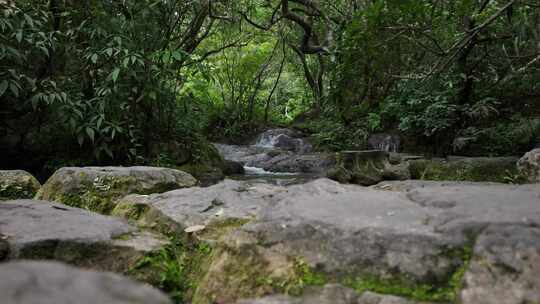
[[254, 129, 312, 153], [367, 134, 401, 153]]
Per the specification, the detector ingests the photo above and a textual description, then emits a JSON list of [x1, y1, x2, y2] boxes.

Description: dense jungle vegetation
[[1, 0, 539, 178]]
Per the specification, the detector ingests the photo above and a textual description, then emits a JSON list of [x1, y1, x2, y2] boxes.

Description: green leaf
[[91, 54, 98, 64], [172, 51, 184, 61], [77, 135, 84, 146], [15, 30, 22, 43], [111, 68, 120, 82], [23, 14, 34, 27], [0, 81, 8, 97], [86, 127, 95, 142], [9, 83, 19, 97]]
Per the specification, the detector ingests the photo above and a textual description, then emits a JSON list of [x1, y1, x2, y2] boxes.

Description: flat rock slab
[[0, 200, 166, 274], [0, 260, 171, 304], [118, 178, 540, 304], [36, 166, 197, 213], [0, 170, 41, 200]]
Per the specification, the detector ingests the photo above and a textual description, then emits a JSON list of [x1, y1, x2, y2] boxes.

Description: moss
[[245, 243, 473, 303], [200, 218, 251, 241], [41, 174, 185, 215], [54, 190, 117, 214], [130, 234, 214, 304], [192, 245, 280, 304], [342, 244, 472, 303], [0, 176, 39, 200], [410, 158, 524, 183], [0, 184, 35, 200], [269, 258, 328, 296]]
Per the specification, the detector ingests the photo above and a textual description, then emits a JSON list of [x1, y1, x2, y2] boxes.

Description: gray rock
[[518, 148, 540, 183], [0, 199, 166, 274], [111, 178, 540, 303], [460, 224, 540, 304], [214, 143, 280, 165], [0, 170, 41, 200], [0, 260, 171, 304], [259, 153, 336, 174], [36, 166, 197, 213], [112, 179, 279, 233], [254, 129, 313, 153], [214, 143, 331, 174]]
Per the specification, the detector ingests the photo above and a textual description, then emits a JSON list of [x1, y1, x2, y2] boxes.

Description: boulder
[[517, 148, 540, 183], [0, 260, 171, 304], [214, 143, 333, 175], [36, 166, 197, 213], [459, 224, 540, 304], [254, 129, 313, 153], [180, 164, 225, 187], [260, 153, 336, 174], [110, 178, 540, 304], [223, 160, 246, 175], [327, 151, 410, 186], [0, 170, 41, 200], [409, 156, 521, 183], [0, 199, 167, 275], [213, 143, 277, 165]]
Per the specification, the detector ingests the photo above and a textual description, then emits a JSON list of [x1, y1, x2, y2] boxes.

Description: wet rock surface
[[36, 166, 197, 213], [0, 170, 41, 201], [109, 178, 540, 304], [214, 128, 332, 175], [0, 260, 171, 304], [0, 199, 166, 273]]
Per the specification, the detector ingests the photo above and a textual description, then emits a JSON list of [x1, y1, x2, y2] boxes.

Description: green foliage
[[383, 76, 459, 137], [133, 236, 212, 303]]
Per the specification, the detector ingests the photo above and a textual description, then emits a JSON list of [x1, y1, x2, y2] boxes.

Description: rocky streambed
[[1, 131, 540, 304]]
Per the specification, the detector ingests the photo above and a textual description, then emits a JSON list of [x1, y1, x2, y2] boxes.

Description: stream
[[214, 128, 329, 185]]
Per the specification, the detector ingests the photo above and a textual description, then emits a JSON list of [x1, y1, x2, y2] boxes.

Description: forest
[[1, 0, 539, 177]]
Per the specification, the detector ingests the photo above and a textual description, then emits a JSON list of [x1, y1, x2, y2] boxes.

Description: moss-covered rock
[[409, 156, 523, 183], [36, 166, 197, 214], [0, 199, 168, 279], [327, 151, 410, 186], [107, 179, 540, 304], [0, 170, 41, 201], [517, 148, 540, 183]]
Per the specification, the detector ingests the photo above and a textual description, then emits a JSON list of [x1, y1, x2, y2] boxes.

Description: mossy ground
[[130, 235, 213, 303], [409, 159, 526, 184], [250, 244, 473, 303]]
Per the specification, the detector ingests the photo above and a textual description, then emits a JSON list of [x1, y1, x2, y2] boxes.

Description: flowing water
[[215, 129, 325, 185]]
